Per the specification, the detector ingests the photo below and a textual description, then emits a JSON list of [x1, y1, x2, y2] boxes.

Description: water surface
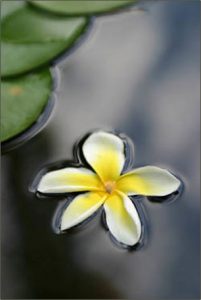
[[1, 1, 200, 298]]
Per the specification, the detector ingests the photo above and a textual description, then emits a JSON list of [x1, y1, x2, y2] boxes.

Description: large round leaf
[[2, 5, 88, 43], [1, 5, 89, 77], [30, 0, 137, 16], [1, 0, 24, 20], [2, 40, 74, 77], [1, 69, 53, 142]]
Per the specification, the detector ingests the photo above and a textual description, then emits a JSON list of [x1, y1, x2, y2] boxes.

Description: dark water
[[1, 1, 200, 298]]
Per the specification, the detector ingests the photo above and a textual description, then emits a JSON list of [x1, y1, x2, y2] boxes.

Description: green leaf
[[1, 5, 89, 77], [2, 6, 88, 43], [1, 41, 67, 77], [30, 0, 137, 16], [1, 0, 24, 20], [1, 69, 52, 142]]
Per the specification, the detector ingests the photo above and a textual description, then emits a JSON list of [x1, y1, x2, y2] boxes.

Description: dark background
[[1, 1, 200, 298]]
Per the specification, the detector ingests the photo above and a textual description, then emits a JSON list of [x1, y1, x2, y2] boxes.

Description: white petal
[[104, 192, 141, 246], [82, 131, 125, 182], [37, 167, 102, 194], [61, 192, 106, 230], [117, 166, 181, 196]]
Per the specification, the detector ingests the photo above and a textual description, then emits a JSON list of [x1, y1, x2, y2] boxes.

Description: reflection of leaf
[[1, 5, 89, 77], [1, 69, 52, 142], [30, 0, 137, 16]]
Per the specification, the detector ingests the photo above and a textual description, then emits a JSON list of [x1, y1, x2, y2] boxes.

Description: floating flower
[[36, 131, 181, 247]]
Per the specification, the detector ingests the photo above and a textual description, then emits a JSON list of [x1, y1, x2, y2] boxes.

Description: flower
[[37, 131, 181, 247]]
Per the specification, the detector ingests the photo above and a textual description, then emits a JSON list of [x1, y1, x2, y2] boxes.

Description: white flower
[[37, 131, 181, 247]]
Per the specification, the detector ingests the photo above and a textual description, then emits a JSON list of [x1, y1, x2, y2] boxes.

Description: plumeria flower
[[37, 131, 181, 247]]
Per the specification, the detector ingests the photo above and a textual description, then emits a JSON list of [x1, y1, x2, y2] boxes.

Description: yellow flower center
[[104, 181, 116, 194]]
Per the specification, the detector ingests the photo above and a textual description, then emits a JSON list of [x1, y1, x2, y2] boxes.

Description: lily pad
[[1, 69, 53, 143], [1, 4, 90, 77], [1, 0, 24, 20], [2, 5, 88, 43], [30, 0, 137, 16], [2, 41, 73, 77]]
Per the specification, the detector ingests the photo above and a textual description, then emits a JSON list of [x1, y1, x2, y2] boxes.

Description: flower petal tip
[[60, 218, 70, 232], [37, 176, 47, 193]]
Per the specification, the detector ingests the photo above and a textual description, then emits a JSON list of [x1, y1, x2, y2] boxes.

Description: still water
[[1, 1, 200, 298]]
